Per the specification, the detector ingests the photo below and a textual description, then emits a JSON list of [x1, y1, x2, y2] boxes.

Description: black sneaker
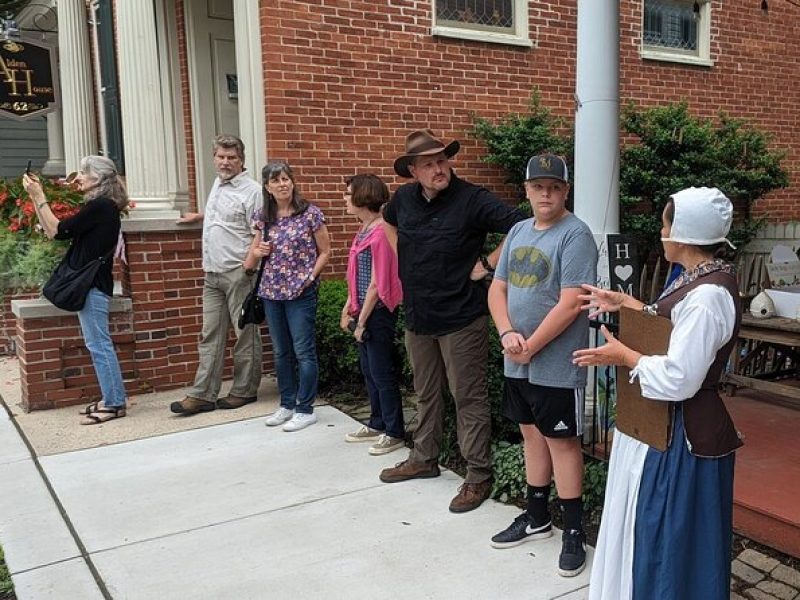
[[558, 529, 587, 577], [490, 513, 552, 549]]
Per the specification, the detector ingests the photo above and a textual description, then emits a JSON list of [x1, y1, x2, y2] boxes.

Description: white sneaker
[[265, 407, 294, 427], [368, 434, 405, 456], [282, 412, 318, 432], [345, 425, 382, 443]]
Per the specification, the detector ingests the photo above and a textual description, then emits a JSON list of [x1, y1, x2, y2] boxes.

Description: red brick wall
[[259, 0, 798, 270], [17, 308, 137, 410]]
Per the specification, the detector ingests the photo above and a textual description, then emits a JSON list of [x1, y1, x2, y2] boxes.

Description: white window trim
[[431, 0, 532, 48], [640, 0, 713, 67]]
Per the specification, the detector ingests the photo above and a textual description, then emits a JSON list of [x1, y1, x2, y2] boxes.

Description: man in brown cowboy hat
[[380, 128, 525, 513]]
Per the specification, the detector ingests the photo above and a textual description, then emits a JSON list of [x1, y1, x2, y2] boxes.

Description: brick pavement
[[732, 548, 800, 600]]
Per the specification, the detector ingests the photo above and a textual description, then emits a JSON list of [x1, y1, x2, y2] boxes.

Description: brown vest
[[656, 270, 743, 457]]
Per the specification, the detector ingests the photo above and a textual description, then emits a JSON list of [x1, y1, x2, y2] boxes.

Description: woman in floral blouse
[[245, 162, 331, 432]]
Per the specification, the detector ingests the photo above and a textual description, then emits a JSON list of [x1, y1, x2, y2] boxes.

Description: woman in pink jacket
[[340, 174, 405, 456]]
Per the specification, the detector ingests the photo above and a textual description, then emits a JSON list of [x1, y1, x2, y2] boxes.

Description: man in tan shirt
[[171, 134, 263, 415]]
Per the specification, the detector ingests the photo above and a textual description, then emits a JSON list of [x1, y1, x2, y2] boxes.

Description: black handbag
[[238, 257, 267, 329], [43, 249, 113, 312]]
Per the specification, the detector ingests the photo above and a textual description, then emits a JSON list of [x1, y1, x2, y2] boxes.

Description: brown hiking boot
[[216, 394, 257, 409], [379, 459, 440, 483], [448, 479, 492, 513], [170, 397, 215, 415]]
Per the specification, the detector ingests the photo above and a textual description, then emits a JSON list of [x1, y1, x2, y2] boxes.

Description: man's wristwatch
[[244, 265, 257, 276], [480, 256, 494, 273]]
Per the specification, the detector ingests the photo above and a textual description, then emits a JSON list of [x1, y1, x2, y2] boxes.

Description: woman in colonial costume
[[574, 187, 742, 600]]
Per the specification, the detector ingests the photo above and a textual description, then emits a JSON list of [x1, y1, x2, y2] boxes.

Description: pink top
[[346, 222, 403, 314]]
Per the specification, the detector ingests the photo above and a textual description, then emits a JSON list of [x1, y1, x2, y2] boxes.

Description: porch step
[[726, 392, 800, 558]]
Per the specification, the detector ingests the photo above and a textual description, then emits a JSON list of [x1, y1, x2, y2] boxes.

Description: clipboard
[[615, 306, 674, 451]]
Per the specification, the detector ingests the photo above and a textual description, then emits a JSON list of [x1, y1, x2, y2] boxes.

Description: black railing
[[582, 318, 619, 461]]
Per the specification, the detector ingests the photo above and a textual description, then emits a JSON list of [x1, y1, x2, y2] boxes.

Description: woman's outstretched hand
[[577, 284, 627, 319], [572, 325, 641, 369]]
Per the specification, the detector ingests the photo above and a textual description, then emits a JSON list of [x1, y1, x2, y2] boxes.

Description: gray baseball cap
[[525, 154, 569, 183]]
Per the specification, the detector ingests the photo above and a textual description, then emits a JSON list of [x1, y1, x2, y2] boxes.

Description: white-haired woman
[[23, 156, 129, 425], [574, 187, 742, 600]]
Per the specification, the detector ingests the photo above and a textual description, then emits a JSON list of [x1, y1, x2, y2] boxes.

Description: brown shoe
[[379, 459, 440, 483], [216, 395, 257, 409], [170, 397, 216, 415], [448, 479, 492, 513]]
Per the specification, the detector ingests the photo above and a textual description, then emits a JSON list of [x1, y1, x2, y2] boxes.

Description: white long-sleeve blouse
[[630, 284, 737, 402]]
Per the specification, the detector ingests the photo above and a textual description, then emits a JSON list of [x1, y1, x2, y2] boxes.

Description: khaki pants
[[187, 268, 262, 402], [406, 315, 491, 483]]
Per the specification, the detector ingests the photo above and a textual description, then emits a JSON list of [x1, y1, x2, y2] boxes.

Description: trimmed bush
[[316, 279, 363, 394]]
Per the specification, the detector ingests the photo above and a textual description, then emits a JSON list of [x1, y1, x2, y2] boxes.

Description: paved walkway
[[0, 358, 591, 600], [4, 355, 796, 599]]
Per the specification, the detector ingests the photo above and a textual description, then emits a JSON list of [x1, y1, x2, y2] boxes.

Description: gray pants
[[187, 268, 262, 402], [406, 315, 492, 483]]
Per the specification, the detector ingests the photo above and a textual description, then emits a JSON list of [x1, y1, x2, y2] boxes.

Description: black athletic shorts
[[503, 377, 584, 438]]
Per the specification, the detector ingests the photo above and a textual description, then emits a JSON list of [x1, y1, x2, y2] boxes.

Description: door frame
[[184, 0, 235, 207]]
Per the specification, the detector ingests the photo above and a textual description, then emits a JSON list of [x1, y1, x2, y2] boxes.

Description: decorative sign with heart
[[607, 234, 641, 297]]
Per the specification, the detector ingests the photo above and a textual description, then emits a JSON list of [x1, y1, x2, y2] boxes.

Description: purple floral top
[[255, 204, 325, 301]]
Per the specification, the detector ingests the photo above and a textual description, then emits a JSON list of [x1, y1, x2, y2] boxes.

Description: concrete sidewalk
[[0, 360, 591, 599]]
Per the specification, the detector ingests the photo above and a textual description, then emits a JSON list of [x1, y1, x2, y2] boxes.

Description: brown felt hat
[[393, 129, 460, 178]]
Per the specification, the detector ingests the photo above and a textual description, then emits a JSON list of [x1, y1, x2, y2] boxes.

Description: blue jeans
[[359, 306, 405, 439], [263, 287, 318, 414], [78, 288, 126, 408]]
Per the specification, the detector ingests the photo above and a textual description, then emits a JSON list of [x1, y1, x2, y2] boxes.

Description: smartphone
[[25, 160, 31, 175]]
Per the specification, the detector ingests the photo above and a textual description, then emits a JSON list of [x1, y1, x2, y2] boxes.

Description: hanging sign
[[0, 38, 58, 120]]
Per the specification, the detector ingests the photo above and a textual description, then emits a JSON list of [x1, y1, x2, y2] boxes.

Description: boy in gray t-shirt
[[487, 154, 597, 578]]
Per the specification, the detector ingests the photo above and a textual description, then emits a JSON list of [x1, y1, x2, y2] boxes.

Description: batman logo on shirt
[[508, 246, 551, 288]]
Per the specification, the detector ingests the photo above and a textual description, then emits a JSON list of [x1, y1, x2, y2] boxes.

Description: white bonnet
[[661, 186, 735, 249]]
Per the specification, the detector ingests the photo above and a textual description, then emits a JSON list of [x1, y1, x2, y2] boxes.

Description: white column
[[574, 0, 620, 246], [56, 0, 97, 173], [115, 2, 178, 216], [42, 108, 65, 177], [233, 0, 266, 179]]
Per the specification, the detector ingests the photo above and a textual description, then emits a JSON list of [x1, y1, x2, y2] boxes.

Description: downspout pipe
[[574, 0, 620, 277]]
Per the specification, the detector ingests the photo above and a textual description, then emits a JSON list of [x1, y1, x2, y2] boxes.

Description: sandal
[[79, 401, 103, 415], [81, 406, 127, 425]]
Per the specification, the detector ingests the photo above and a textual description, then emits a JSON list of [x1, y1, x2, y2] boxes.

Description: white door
[[185, 0, 238, 207]]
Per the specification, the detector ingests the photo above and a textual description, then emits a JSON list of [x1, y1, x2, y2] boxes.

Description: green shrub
[[0, 228, 67, 292], [490, 440, 610, 516], [491, 440, 527, 502], [0, 544, 12, 596], [621, 102, 788, 261], [472, 97, 788, 265], [316, 279, 362, 393], [583, 459, 609, 524], [472, 90, 573, 192]]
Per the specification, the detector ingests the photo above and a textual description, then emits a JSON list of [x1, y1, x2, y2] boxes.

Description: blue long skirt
[[589, 408, 735, 600]]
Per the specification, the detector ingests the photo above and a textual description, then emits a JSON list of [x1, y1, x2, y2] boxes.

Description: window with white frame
[[641, 0, 713, 67], [432, 0, 531, 47]]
